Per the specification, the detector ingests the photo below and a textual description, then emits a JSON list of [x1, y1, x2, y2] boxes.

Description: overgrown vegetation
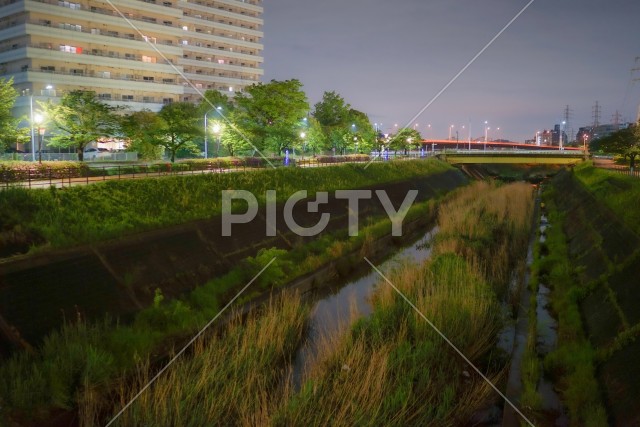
[[0, 188, 439, 424], [97, 292, 309, 427], [271, 181, 535, 424], [0, 159, 451, 256], [538, 187, 608, 425], [574, 162, 640, 234], [0, 179, 534, 425]]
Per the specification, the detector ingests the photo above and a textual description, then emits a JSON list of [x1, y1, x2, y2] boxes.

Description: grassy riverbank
[[270, 181, 534, 425], [0, 159, 451, 257], [573, 162, 640, 234], [0, 194, 439, 425]]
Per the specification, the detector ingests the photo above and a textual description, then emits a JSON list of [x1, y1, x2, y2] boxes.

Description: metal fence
[[0, 152, 139, 162], [608, 167, 640, 178], [1, 155, 421, 189]]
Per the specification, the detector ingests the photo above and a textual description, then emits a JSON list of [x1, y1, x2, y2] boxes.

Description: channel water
[[290, 226, 439, 389]]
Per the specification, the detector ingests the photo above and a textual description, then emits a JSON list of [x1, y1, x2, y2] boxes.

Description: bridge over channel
[[436, 150, 586, 165], [419, 140, 586, 165]]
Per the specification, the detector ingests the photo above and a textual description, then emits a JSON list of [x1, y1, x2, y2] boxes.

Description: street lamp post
[[34, 113, 44, 163], [583, 133, 589, 159], [449, 125, 454, 140], [212, 123, 222, 157], [23, 89, 37, 161], [484, 121, 489, 151], [204, 106, 222, 159]]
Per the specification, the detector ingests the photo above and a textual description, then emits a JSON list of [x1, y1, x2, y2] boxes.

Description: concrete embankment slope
[[550, 170, 640, 426], [0, 169, 467, 353]]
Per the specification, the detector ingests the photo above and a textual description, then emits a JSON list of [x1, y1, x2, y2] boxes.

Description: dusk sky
[[264, 0, 640, 142]]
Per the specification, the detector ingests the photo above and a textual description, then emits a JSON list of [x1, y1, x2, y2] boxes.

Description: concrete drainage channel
[[502, 192, 568, 427]]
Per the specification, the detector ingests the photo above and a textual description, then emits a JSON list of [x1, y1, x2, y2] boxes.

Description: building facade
[[0, 0, 263, 115]]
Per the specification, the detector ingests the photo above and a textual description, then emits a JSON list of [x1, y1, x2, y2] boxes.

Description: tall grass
[[271, 181, 534, 424], [91, 292, 309, 427], [0, 196, 439, 424]]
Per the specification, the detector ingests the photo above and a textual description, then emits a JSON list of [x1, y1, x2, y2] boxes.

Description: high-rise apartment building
[[0, 0, 263, 115]]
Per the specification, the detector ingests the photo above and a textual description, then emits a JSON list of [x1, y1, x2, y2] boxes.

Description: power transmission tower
[[592, 101, 601, 128], [634, 57, 640, 122], [612, 110, 623, 130]]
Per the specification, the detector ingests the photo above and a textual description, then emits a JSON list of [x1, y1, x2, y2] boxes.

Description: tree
[[388, 128, 422, 155], [217, 111, 252, 156], [0, 78, 29, 151], [119, 110, 164, 160], [302, 116, 329, 155], [312, 91, 352, 154], [591, 124, 640, 170], [233, 79, 309, 155], [156, 102, 203, 162], [39, 90, 120, 161], [313, 91, 351, 128], [347, 109, 376, 154], [198, 90, 234, 117]]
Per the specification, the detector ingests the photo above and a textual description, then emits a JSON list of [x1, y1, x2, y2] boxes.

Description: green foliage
[[313, 91, 351, 128], [38, 90, 120, 161], [539, 194, 608, 425], [0, 77, 29, 151], [389, 127, 423, 154], [590, 124, 640, 169], [119, 110, 164, 160], [0, 159, 452, 253], [574, 163, 640, 234], [233, 79, 309, 155], [156, 102, 203, 162]]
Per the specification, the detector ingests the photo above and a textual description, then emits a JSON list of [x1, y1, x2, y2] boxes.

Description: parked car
[[84, 147, 110, 160]]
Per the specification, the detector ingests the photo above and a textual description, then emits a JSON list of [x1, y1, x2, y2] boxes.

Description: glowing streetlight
[[484, 121, 489, 150], [211, 122, 222, 157], [204, 106, 222, 158]]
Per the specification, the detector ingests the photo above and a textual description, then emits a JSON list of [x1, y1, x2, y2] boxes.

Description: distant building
[[576, 122, 633, 145], [0, 0, 264, 114], [532, 124, 567, 146]]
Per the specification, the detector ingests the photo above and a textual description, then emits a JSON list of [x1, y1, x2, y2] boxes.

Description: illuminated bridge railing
[[440, 149, 586, 156]]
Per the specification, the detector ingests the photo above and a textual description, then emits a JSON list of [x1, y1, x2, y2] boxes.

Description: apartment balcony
[[178, 0, 262, 25], [182, 71, 257, 87], [178, 57, 262, 75], [7, 70, 185, 94], [0, 45, 182, 74]]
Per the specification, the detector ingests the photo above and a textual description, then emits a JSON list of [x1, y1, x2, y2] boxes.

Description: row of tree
[[0, 77, 427, 162], [590, 124, 640, 170]]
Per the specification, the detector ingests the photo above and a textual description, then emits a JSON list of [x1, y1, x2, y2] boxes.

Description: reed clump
[[271, 181, 535, 424], [92, 292, 309, 427]]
